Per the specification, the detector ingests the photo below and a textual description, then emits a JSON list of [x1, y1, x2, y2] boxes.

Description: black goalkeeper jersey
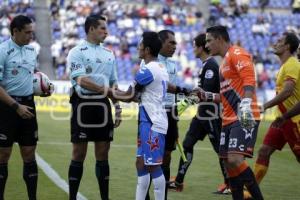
[[197, 57, 220, 118]]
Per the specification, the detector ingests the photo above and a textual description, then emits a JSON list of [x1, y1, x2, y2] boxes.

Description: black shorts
[[165, 106, 179, 151], [183, 117, 221, 153], [0, 95, 38, 147], [70, 92, 114, 143], [219, 121, 260, 158]]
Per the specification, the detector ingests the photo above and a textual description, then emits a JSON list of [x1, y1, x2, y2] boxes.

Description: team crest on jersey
[[147, 135, 160, 151], [11, 68, 19, 75]]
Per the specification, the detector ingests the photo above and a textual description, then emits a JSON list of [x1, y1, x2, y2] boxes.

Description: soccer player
[[251, 32, 300, 189], [66, 15, 121, 200], [0, 15, 41, 200], [204, 25, 263, 200], [168, 33, 229, 194], [111, 31, 168, 200]]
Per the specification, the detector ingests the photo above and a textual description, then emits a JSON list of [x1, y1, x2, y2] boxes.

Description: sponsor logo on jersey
[[79, 132, 87, 139], [86, 66, 92, 74], [80, 47, 88, 51], [25, 47, 34, 51], [7, 48, 14, 55], [0, 134, 7, 140], [96, 58, 102, 63]]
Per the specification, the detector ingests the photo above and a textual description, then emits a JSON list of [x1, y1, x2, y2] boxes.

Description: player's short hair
[[10, 15, 32, 36], [142, 31, 162, 57], [84, 14, 106, 34], [283, 32, 300, 54], [158, 30, 175, 43], [206, 25, 230, 42], [194, 33, 210, 54]]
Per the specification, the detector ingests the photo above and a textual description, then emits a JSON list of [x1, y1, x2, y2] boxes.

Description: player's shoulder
[[284, 56, 300, 70], [100, 45, 114, 55], [205, 57, 219, 69], [69, 42, 88, 56], [0, 39, 12, 54], [228, 45, 251, 58]]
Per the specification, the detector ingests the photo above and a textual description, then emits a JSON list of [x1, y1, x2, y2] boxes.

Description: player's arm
[[282, 101, 300, 120], [194, 87, 221, 103], [234, 53, 257, 128], [263, 80, 295, 110], [167, 83, 191, 95], [112, 66, 154, 102], [272, 99, 300, 128], [195, 64, 221, 103], [0, 54, 34, 119], [67, 49, 110, 95]]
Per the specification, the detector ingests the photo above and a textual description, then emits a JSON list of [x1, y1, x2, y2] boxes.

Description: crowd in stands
[[1, 0, 300, 92]]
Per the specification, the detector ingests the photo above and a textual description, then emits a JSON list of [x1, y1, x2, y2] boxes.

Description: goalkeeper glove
[[239, 98, 256, 129], [177, 95, 199, 116]]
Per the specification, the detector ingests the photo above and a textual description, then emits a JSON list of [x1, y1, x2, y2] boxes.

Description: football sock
[[68, 160, 83, 200], [227, 161, 249, 200], [228, 161, 263, 200], [23, 161, 38, 200], [219, 158, 229, 184], [162, 165, 170, 200], [254, 157, 269, 184], [151, 167, 165, 200], [175, 150, 193, 184], [241, 167, 264, 200], [145, 176, 152, 200], [136, 167, 150, 200], [96, 160, 109, 200], [0, 163, 8, 200]]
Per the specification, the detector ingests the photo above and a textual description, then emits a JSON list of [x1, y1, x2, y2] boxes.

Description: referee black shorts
[[165, 106, 179, 152], [70, 92, 114, 143], [183, 117, 221, 153], [0, 95, 38, 147]]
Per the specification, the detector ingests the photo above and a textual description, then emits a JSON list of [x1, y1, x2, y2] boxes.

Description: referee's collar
[[83, 39, 101, 47], [158, 54, 168, 62], [9, 38, 23, 49], [202, 56, 212, 66]]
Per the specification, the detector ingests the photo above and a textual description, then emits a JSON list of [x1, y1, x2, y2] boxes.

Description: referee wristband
[[11, 102, 19, 111], [205, 92, 215, 102]]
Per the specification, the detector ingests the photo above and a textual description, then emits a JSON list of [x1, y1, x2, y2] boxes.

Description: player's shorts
[[219, 120, 260, 158], [183, 117, 221, 153], [263, 119, 300, 157], [0, 95, 38, 147], [70, 92, 114, 143], [137, 121, 165, 166], [165, 106, 179, 152]]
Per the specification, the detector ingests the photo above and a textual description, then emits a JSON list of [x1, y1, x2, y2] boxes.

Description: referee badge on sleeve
[[205, 69, 214, 79]]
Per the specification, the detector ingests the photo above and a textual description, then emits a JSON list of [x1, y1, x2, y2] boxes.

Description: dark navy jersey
[[198, 57, 220, 118]]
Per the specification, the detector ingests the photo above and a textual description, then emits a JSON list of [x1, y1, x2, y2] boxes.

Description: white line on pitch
[[35, 153, 88, 200]]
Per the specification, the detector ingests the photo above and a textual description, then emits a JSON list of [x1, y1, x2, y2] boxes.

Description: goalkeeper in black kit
[[169, 33, 230, 194]]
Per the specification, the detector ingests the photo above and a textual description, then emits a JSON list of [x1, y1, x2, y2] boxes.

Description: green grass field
[[5, 112, 300, 200]]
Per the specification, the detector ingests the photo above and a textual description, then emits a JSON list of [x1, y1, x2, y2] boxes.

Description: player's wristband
[[205, 92, 215, 102], [11, 102, 19, 111]]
